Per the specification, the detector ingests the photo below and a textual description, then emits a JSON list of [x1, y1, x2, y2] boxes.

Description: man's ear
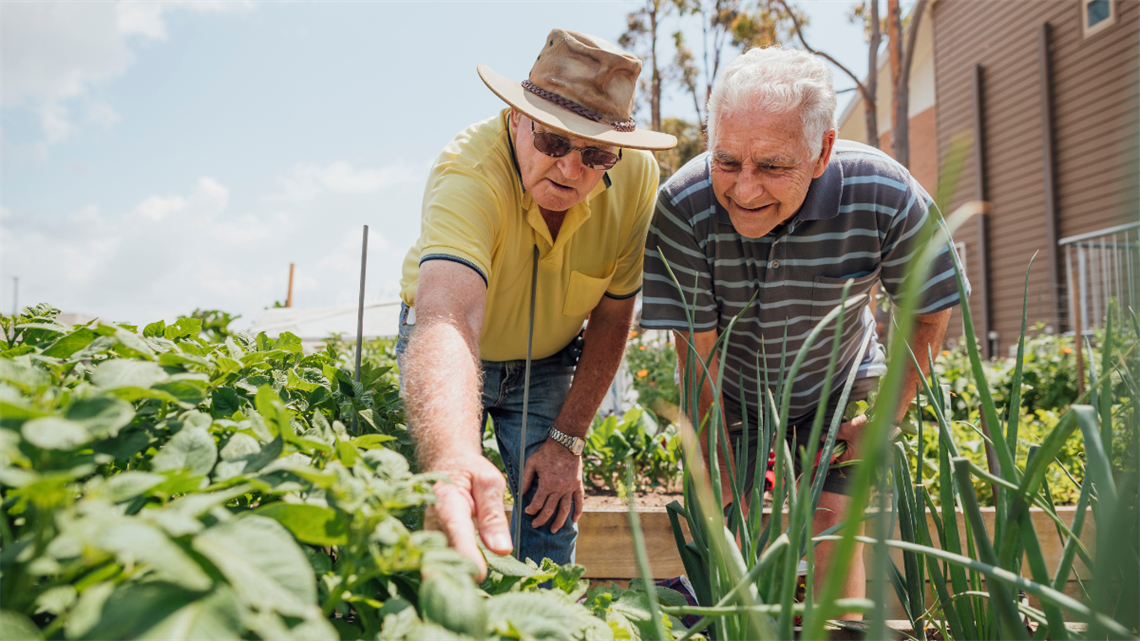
[[509, 108, 522, 130], [813, 129, 837, 178]]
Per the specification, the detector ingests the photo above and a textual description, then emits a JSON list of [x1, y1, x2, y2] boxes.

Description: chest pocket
[[563, 269, 614, 318], [810, 267, 881, 320]]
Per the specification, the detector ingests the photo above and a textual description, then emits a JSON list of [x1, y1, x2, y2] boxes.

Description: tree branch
[[774, 0, 870, 100]]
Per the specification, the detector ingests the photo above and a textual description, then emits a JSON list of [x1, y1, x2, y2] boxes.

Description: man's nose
[[732, 171, 766, 203], [555, 151, 587, 179]]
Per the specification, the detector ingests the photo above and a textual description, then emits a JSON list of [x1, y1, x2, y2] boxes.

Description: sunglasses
[[530, 121, 622, 170]]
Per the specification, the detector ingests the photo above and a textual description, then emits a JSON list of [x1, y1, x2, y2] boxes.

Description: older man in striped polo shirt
[[641, 46, 967, 612]]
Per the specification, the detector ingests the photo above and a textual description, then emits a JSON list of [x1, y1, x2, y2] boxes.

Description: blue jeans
[[396, 303, 578, 566]]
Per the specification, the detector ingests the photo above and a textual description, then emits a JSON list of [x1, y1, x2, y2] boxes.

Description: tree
[[889, 0, 929, 169], [778, 0, 881, 150], [619, 0, 671, 133]]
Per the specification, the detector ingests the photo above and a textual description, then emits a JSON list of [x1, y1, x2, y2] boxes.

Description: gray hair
[[706, 46, 838, 158]]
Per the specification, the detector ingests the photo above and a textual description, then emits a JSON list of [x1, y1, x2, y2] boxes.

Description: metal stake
[[353, 225, 369, 435], [514, 245, 539, 559]]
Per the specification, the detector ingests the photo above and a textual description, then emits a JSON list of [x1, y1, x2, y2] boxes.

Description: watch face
[[571, 440, 585, 456]]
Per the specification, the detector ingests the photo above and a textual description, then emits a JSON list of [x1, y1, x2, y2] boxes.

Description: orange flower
[[628, 330, 639, 339], [637, 369, 649, 378], [638, 345, 646, 351], [941, 350, 951, 356], [1061, 347, 1073, 354]]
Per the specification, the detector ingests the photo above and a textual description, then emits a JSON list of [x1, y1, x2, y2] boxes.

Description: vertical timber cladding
[[932, 0, 1139, 349]]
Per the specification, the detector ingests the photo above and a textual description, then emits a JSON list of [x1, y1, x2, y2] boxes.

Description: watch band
[[548, 427, 585, 456]]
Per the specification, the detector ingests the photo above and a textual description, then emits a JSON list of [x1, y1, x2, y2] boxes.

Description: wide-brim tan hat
[[478, 29, 677, 151]]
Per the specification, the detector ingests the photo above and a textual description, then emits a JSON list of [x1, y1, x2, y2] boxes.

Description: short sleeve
[[878, 177, 970, 315], [640, 187, 719, 333], [606, 152, 659, 299], [417, 163, 501, 285]]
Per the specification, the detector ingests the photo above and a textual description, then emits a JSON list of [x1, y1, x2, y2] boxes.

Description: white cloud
[[267, 161, 424, 202], [0, 166, 423, 327], [1, 1, 251, 145]]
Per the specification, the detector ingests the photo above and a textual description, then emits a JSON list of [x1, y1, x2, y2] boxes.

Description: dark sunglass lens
[[581, 149, 619, 170], [533, 132, 571, 157]]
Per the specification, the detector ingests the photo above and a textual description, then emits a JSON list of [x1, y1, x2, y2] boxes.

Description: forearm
[[405, 262, 488, 471], [892, 309, 951, 424], [552, 298, 636, 439], [404, 321, 484, 469]]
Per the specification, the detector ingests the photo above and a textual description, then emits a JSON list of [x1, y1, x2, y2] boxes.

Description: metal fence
[[1061, 221, 1140, 332]]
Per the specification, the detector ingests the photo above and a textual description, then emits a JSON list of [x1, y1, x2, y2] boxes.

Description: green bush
[[584, 409, 682, 496], [0, 304, 681, 640]]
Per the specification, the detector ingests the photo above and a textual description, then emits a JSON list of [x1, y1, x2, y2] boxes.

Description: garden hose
[[514, 244, 539, 559]]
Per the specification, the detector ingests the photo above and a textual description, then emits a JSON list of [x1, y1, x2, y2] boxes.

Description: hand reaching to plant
[[521, 439, 585, 533], [424, 456, 514, 580], [833, 413, 870, 464]]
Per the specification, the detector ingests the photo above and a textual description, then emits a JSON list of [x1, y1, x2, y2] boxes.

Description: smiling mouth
[[548, 179, 573, 191], [735, 202, 774, 214]]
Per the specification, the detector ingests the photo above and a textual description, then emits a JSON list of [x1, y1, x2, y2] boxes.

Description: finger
[[472, 473, 512, 556], [525, 479, 551, 516], [572, 485, 584, 523], [431, 486, 487, 580], [520, 457, 537, 496], [550, 494, 574, 533], [531, 491, 561, 528]]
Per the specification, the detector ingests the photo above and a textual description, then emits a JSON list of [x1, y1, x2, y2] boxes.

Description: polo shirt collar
[[793, 154, 844, 221]]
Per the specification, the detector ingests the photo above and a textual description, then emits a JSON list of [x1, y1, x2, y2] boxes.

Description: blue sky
[[2, 0, 874, 328]]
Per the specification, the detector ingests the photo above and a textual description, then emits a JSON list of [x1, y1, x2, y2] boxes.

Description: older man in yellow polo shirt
[[395, 30, 675, 577]]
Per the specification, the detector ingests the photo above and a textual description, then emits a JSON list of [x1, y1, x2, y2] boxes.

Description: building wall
[[932, 0, 1138, 353], [879, 106, 939, 195]]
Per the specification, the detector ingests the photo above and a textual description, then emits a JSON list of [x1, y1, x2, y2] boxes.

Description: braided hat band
[[522, 80, 637, 133]]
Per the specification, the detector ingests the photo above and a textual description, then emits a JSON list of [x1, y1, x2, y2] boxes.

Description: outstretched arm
[[403, 260, 511, 580]]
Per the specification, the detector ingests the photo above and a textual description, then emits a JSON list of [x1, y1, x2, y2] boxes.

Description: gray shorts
[[721, 376, 879, 498]]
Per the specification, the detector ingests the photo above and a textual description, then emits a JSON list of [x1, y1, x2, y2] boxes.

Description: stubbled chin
[[727, 209, 781, 238]]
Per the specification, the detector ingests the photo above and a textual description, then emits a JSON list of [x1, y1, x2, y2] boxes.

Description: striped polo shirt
[[641, 140, 968, 421]]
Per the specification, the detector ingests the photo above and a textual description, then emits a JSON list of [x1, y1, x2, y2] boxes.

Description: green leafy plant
[[0, 304, 685, 640], [583, 408, 682, 495]]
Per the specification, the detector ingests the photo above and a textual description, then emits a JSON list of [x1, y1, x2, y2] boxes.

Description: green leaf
[[254, 386, 292, 439], [79, 583, 241, 641], [136, 585, 243, 641], [113, 327, 156, 358], [66, 397, 134, 438], [42, 328, 98, 358], [151, 427, 217, 476], [253, 503, 348, 546], [0, 610, 43, 641], [485, 592, 595, 641], [211, 387, 241, 416], [103, 471, 165, 502], [158, 352, 209, 369], [91, 359, 166, 390], [22, 417, 92, 450], [143, 320, 167, 338], [352, 434, 396, 449], [164, 318, 203, 341], [153, 380, 208, 406], [335, 439, 360, 466], [0, 400, 52, 427], [191, 515, 318, 618], [65, 582, 114, 640], [106, 387, 184, 406], [0, 359, 50, 394], [98, 521, 213, 591], [420, 573, 487, 638], [34, 585, 77, 616]]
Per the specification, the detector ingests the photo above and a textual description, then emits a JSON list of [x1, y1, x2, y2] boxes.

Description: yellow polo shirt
[[399, 108, 659, 362]]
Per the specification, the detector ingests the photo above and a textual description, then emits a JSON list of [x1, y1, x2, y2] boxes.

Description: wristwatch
[[548, 427, 585, 456]]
